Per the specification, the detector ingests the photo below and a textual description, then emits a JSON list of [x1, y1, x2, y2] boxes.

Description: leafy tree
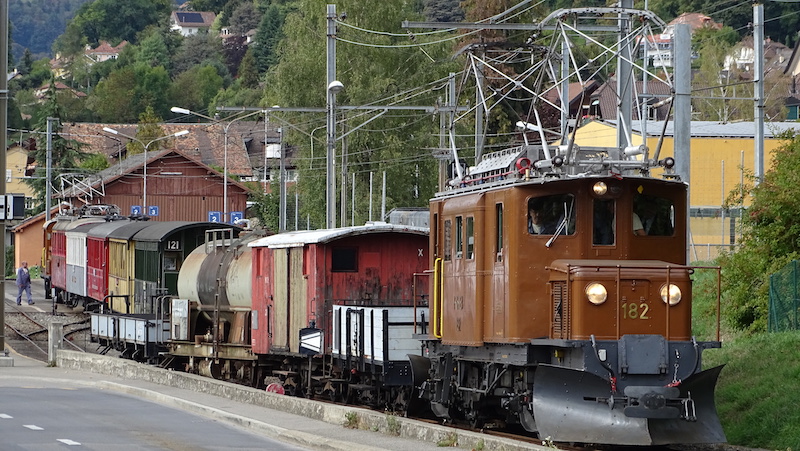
[[229, 1, 263, 34], [720, 132, 800, 333], [222, 35, 249, 77], [188, 0, 229, 13], [87, 63, 171, 121], [423, 0, 464, 22], [172, 32, 226, 76], [137, 32, 171, 70], [263, 0, 459, 226], [24, 82, 91, 214], [126, 106, 167, 155], [169, 65, 225, 113], [252, 3, 288, 73], [210, 83, 264, 113], [237, 48, 260, 89], [81, 153, 110, 172], [19, 49, 34, 75], [58, 0, 172, 50]]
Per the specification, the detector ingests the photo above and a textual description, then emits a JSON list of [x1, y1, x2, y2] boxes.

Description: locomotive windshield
[[633, 194, 675, 237], [527, 195, 575, 236], [593, 195, 676, 245]]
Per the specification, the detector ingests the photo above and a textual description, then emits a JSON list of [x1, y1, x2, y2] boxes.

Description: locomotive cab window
[[332, 247, 358, 272], [633, 194, 675, 236], [527, 194, 575, 236], [593, 199, 615, 245]]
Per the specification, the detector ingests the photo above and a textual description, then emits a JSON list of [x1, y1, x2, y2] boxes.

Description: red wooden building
[[60, 147, 251, 222]]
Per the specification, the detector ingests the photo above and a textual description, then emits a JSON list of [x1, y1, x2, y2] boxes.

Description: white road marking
[[23, 424, 43, 430], [57, 439, 82, 445], [0, 414, 12, 419]]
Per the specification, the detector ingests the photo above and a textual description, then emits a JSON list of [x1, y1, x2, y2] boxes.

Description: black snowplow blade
[[532, 364, 726, 445]]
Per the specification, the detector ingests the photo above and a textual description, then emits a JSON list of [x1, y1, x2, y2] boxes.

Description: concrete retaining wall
[[57, 350, 545, 451]]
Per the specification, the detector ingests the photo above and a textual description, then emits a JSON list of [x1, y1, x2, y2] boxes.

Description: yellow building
[[574, 120, 800, 260], [5, 141, 38, 269]]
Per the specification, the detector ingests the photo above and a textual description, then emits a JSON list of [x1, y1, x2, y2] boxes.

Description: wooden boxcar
[[248, 223, 430, 357], [105, 221, 153, 312]]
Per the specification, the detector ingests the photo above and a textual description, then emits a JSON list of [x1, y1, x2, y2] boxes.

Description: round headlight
[[586, 283, 608, 305], [660, 284, 682, 305], [593, 181, 608, 195]]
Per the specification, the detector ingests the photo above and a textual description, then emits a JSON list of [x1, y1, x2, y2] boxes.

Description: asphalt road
[[0, 377, 310, 450]]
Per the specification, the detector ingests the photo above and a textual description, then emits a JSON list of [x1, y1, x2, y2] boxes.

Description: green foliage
[[87, 63, 172, 121], [5, 246, 14, 278], [127, 107, 168, 155], [691, 27, 750, 123], [137, 32, 172, 70], [703, 332, 800, 449], [719, 132, 800, 333], [81, 154, 110, 172], [169, 65, 225, 113], [690, 265, 725, 341], [252, 3, 290, 73], [59, 0, 172, 50], [263, 0, 459, 225], [25, 86, 90, 214], [172, 32, 227, 77], [9, 0, 89, 61], [248, 187, 279, 233]]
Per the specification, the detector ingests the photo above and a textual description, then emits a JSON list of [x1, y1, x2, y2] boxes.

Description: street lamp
[[102, 127, 189, 215], [326, 80, 344, 229], [171, 107, 262, 223]]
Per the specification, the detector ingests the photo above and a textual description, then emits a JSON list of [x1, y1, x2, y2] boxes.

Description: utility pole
[[46, 118, 57, 221], [326, 4, 338, 229], [753, 2, 765, 184], [1, 0, 10, 363]]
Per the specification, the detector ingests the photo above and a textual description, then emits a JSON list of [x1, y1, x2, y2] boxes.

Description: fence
[[768, 260, 800, 332]]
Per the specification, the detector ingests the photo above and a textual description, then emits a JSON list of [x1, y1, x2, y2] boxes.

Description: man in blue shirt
[[16, 261, 33, 305]]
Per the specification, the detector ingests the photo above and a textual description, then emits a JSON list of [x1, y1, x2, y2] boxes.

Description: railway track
[[3, 299, 89, 360]]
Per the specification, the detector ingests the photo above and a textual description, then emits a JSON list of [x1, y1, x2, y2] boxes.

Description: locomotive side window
[[495, 204, 503, 261], [444, 219, 452, 261], [633, 194, 675, 236], [456, 216, 463, 259], [331, 248, 357, 272], [528, 194, 575, 236], [593, 199, 615, 245], [466, 217, 474, 260]]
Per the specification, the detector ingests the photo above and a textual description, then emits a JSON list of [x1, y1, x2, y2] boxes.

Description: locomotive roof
[[248, 222, 429, 249], [132, 221, 242, 242]]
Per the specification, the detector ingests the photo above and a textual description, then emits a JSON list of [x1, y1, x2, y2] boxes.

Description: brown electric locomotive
[[412, 145, 725, 445]]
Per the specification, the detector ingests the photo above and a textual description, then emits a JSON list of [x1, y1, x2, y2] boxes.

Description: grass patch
[[386, 414, 401, 436], [692, 262, 800, 449], [437, 432, 457, 447], [343, 411, 359, 429], [703, 332, 800, 450]]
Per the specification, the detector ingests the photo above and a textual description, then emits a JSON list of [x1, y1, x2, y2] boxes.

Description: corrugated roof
[[248, 223, 429, 249], [60, 123, 256, 176], [604, 120, 800, 138]]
